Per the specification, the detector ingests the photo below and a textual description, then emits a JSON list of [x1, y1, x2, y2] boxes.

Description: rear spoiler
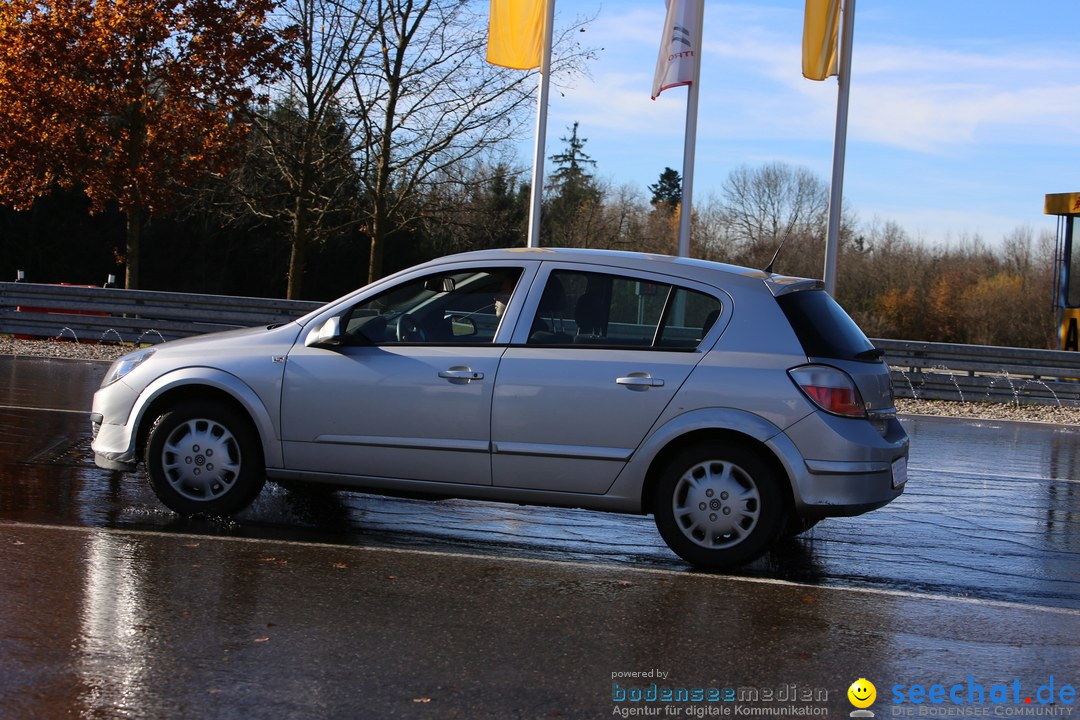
[[762, 275, 824, 298]]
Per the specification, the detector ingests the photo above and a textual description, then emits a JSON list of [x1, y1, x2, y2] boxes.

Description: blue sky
[[528, 0, 1080, 247]]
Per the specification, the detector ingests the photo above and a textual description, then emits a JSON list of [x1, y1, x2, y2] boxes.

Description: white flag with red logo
[[651, 0, 702, 100]]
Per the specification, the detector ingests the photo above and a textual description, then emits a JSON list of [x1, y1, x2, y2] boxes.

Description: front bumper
[[89, 381, 140, 472], [91, 418, 139, 471], [94, 449, 138, 472]]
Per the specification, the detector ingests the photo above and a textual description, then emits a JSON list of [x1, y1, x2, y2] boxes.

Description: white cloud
[[846, 42, 1080, 152], [560, 3, 1080, 153], [851, 82, 1080, 152], [530, 1, 1080, 247]]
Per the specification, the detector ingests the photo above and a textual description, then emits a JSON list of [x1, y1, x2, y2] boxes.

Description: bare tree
[[225, 0, 379, 299], [417, 159, 530, 256], [693, 193, 739, 262], [205, 0, 590, 295], [183, 0, 375, 299], [352, 0, 592, 282], [273, 0, 381, 298], [719, 162, 831, 275]]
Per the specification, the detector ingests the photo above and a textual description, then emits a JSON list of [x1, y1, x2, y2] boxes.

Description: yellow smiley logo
[[848, 678, 877, 709]]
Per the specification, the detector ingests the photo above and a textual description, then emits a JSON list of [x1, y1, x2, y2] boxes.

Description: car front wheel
[[653, 443, 784, 568], [144, 400, 265, 516]]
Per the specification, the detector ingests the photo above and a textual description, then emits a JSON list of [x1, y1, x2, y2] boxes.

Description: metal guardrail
[[872, 338, 1080, 407], [2, 282, 1078, 406], [0, 282, 322, 344]]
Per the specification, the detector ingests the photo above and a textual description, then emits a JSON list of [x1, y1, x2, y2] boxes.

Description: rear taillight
[[789, 365, 867, 418]]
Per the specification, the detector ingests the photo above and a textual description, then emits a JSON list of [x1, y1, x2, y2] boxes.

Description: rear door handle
[[616, 374, 664, 389], [439, 368, 484, 382]]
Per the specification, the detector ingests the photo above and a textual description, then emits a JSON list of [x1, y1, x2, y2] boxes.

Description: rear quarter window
[[776, 290, 878, 361]]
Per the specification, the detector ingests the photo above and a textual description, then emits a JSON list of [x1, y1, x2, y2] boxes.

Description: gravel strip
[[4, 336, 1079, 426], [1, 336, 135, 363], [895, 398, 1080, 426]]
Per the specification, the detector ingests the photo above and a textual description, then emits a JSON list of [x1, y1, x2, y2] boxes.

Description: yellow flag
[[487, 0, 549, 70], [802, 0, 840, 81]]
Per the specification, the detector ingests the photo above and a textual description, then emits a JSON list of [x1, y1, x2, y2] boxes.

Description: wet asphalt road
[[1, 354, 1079, 719]]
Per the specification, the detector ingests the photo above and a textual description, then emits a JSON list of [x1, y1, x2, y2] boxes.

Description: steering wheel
[[395, 313, 427, 342]]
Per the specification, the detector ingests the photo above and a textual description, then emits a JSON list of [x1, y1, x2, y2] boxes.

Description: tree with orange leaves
[[0, 0, 288, 288]]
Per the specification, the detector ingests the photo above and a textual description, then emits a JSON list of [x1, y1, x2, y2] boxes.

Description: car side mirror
[[305, 316, 343, 347], [450, 316, 478, 337]]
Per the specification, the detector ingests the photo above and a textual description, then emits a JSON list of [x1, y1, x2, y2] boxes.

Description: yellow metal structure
[[1063, 308, 1080, 352], [1045, 192, 1080, 217], [1045, 193, 1080, 350]]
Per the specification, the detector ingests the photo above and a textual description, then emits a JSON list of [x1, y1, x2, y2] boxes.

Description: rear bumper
[[794, 459, 905, 517], [772, 412, 909, 517]]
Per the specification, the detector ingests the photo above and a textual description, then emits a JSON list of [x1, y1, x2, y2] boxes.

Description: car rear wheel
[[144, 400, 265, 516], [653, 443, 784, 568]]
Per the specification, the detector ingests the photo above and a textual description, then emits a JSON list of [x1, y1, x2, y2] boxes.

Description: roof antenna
[[763, 238, 787, 274]]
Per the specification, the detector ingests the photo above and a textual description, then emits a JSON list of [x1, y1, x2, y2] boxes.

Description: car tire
[[653, 443, 784, 568], [144, 400, 265, 516]]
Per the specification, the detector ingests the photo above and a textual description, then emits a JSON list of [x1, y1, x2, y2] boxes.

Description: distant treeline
[[0, 156, 1057, 350]]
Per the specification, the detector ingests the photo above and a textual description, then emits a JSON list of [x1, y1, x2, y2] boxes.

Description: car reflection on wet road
[[2, 354, 1079, 608]]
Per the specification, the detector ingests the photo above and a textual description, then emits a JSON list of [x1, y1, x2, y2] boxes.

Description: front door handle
[[616, 373, 664, 389], [439, 367, 484, 382]]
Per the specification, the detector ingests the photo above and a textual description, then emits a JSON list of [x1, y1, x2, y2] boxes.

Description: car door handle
[[439, 368, 484, 382], [616, 374, 664, 389]]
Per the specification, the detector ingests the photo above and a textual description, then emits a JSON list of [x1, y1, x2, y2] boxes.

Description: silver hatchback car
[[91, 248, 908, 568]]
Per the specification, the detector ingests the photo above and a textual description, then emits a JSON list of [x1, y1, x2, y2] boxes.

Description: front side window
[[341, 267, 522, 345], [527, 270, 722, 349]]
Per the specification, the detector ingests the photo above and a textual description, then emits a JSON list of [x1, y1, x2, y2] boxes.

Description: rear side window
[[776, 290, 877, 361], [527, 270, 722, 349]]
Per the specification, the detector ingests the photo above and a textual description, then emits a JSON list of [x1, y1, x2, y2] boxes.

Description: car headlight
[[101, 348, 156, 387]]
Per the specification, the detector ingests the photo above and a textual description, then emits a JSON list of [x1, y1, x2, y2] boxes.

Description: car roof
[[425, 247, 822, 297]]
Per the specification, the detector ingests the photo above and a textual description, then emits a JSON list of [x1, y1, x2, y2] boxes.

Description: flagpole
[[526, 0, 556, 249], [823, 0, 855, 294], [676, 0, 704, 258]]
